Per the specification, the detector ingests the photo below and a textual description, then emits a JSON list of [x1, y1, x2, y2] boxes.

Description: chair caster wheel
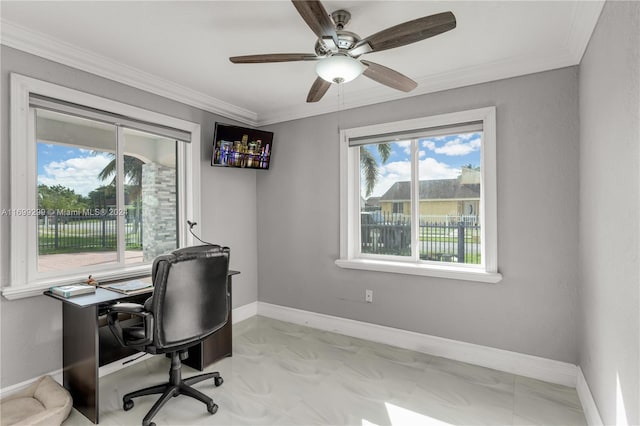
[[207, 402, 218, 414], [214, 377, 224, 387], [123, 399, 134, 411]]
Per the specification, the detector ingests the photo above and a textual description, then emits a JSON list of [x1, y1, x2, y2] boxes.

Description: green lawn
[[38, 233, 142, 254]]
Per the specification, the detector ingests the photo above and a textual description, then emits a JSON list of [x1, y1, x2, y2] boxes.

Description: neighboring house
[[364, 196, 381, 211], [379, 168, 480, 219]]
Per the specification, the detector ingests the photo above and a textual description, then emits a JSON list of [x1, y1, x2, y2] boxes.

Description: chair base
[[123, 352, 223, 426]]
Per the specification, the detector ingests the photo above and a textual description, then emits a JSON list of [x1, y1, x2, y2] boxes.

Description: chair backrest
[[149, 245, 230, 350]]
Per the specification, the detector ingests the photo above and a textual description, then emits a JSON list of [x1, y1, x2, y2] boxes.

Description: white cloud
[[365, 160, 411, 197], [418, 157, 460, 180], [381, 161, 411, 177], [435, 137, 480, 156], [459, 132, 478, 141], [38, 154, 113, 196], [421, 140, 435, 150], [422, 135, 481, 156], [393, 140, 412, 155]]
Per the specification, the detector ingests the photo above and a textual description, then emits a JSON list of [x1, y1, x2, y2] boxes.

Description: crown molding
[[256, 1, 604, 126], [564, 0, 605, 64], [0, 19, 258, 126], [1, 0, 602, 127], [257, 48, 578, 126]]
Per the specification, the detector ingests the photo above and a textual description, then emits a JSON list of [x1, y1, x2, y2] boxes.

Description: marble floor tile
[[513, 376, 587, 425], [63, 316, 586, 426], [357, 341, 433, 370], [404, 368, 515, 426], [426, 356, 516, 391]]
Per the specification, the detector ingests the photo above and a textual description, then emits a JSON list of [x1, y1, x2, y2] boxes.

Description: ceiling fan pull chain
[[338, 83, 341, 132]]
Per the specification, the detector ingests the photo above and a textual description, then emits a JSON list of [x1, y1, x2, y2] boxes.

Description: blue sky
[[37, 143, 113, 196], [362, 132, 481, 198]]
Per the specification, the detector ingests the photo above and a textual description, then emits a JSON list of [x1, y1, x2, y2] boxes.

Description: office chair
[[107, 245, 230, 426]]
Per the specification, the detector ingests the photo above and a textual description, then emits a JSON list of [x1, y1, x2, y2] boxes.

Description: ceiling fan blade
[[361, 60, 418, 92], [230, 53, 318, 64], [291, 0, 337, 43], [307, 77, 331, 103], [357, 11, 456, 54]]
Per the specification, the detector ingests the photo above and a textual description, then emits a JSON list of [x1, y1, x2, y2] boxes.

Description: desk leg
[[184, 276, 233, 370], [63, 303, 99, 424]]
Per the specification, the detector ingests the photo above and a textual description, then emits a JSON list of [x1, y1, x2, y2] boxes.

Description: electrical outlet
[[365, 289, 373, 303]]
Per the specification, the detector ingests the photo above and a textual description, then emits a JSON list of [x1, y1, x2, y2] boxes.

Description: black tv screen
[[211, 123, 273, 170]]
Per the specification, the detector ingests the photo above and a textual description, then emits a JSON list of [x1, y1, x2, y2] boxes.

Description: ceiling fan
[[229, 1, 456, 103]]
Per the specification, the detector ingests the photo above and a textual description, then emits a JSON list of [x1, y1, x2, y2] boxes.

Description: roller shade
[[348, 121, 483, 147], [30, 94, 191, 143]]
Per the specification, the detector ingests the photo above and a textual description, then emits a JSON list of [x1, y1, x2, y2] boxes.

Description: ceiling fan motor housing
[[314, 9, 361, 56], [315, 30, 361, 56]]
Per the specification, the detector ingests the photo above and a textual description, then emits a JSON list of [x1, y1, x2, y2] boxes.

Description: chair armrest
[[107, 303, 153, 347], [110, 302, 146, 313]]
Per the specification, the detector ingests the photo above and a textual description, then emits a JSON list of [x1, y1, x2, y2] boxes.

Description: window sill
[[2, 265, 152, 300], [334, 258, 502, 283]]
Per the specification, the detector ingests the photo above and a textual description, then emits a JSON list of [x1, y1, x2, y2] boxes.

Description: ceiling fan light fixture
[[316, 54, 364, 84]]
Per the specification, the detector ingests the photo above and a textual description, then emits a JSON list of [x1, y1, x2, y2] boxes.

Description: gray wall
[[578, 1, 640, 424], [258, 66, 581, 363], [6, 7, 636, 401], [0, 46, 258, 388]]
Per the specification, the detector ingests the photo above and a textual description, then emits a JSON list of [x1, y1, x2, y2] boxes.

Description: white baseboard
[[257, 302, 578, 388], [2, 301, 592, 406], [232, 301, 258, 324], [0, 369, 63, 399], [577, 367, 604, 425]]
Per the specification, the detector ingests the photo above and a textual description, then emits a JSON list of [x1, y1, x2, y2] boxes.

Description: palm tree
[[360, 143, 391, 197], [98, 155, 145, 200], [98, 155, 145, 235]]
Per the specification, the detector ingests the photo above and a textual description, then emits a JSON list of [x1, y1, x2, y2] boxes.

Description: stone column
[[141, 163, 177, 261]]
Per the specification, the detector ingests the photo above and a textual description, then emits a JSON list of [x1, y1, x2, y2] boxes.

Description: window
[[4, 74, 201, 299], [336, 107, 501, 283], [392, 202, 404, 214]]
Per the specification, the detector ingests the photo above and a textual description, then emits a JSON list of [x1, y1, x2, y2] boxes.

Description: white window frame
[[336, 107, 502, 283], [3, 74, 201, 299]]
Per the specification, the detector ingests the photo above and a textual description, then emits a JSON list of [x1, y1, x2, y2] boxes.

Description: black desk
[[44, 271, 239, 424]]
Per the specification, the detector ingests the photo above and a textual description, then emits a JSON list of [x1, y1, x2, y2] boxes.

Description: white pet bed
[[1, 376, 72, 426]]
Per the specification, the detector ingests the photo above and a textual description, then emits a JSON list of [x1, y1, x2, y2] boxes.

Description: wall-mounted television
[[211, 123, 273, 170]]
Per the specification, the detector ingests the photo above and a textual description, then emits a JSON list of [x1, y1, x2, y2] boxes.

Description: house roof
[[365, 197, 381, 207], [380, 179, 480, 201]]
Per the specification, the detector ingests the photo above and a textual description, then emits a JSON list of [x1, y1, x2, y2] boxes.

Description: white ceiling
[[1, 1, 603, 126]]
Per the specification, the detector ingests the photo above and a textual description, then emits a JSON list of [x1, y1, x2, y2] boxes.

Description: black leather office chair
[[107, 245, 230, 426]]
